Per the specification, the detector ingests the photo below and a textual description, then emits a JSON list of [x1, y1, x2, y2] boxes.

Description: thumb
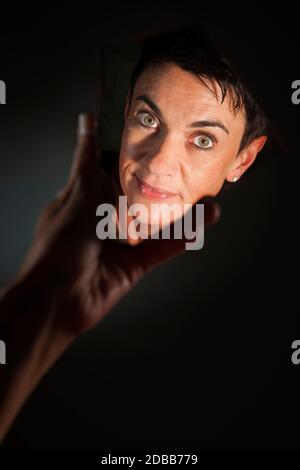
[[68, 112, 99, 185]]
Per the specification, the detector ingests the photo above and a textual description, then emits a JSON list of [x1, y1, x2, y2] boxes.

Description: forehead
[[132, 62, 246, 134]]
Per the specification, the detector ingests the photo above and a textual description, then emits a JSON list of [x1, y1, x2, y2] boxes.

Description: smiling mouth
[[134, 174, 178, 200]]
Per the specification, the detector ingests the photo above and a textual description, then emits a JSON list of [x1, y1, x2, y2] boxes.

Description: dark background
[[0, 4, 298, 449]]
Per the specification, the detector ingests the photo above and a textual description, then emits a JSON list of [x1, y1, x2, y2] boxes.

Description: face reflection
[[119, 62, 247, 228]]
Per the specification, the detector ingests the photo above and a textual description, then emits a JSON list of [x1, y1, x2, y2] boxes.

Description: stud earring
[[232, 176, 238, 182]]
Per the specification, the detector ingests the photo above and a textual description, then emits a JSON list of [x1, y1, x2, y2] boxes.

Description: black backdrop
[[0, 4, 298, 449]]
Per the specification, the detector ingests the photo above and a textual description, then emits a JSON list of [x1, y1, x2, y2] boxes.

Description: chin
[[129, 194, 185, 229]]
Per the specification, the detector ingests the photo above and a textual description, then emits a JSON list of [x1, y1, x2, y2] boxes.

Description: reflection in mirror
[[97, 24, 269, 244]]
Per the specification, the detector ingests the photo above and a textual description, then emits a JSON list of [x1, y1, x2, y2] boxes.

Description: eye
[[193, 134, 214, 149], [137, 111, 158, 129]]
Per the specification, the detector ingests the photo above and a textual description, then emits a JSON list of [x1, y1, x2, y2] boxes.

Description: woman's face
[[119, 62, 262, 228]]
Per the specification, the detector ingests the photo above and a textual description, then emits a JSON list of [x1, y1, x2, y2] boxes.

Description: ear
[[226, 135, 268, 183]]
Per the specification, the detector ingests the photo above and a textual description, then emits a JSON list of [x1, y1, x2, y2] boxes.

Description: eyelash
[[192, 131, 218, 152], [134, 109, 218, 151], [135, 109, 159, 128]]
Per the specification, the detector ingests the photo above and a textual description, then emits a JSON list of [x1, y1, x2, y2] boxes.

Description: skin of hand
[[0, 113, 220, 441]]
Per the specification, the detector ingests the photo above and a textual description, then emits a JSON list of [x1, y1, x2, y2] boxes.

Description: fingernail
[[78, 113, 97, 137]]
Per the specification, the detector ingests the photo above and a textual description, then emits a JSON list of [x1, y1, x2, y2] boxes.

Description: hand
[[0, 112, 220, 441], [16, 113, 220, 336]]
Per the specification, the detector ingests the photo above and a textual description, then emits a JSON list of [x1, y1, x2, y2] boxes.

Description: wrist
[[0, 262, 76, 373]]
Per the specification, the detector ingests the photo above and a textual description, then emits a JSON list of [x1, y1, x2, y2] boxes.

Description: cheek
[[119, 129, 139, 170], [119, 130, 131, 165], [120, 123, 141, 155], [183, 155, 230, 202], [119, 134, 135, 186], [118, 156, 131, 196]]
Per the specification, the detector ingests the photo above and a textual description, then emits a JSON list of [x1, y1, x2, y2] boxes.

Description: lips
[[134, 174, 178, 200]]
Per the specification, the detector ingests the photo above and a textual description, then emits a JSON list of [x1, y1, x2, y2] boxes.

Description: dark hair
[[128, 24, 268, 154]]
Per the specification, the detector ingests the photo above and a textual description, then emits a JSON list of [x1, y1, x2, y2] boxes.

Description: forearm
[[0, 267, 75, 441]]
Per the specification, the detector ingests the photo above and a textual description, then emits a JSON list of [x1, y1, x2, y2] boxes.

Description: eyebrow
[[135, 94, 230, 135], [188, 119, 229, 135], [136, 94, 162, 117]]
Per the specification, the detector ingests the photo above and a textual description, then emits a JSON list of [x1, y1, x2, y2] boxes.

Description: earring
[[232, 176, 238, 182]]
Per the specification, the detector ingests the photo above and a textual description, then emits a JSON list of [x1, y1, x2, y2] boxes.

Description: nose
[[141, 132, 180, 178]]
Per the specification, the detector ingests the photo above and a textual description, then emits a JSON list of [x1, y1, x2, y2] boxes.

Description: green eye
[[139, 112, 158, 128], [194, 135, 213, 149]]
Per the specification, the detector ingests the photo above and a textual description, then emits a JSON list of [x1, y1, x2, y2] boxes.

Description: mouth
[[134, 174, 178, 200]]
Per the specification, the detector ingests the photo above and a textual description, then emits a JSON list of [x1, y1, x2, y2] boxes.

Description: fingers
[[125, 199, 221, 273], [203, 199, 221, 225], [68, 113, 99, 185], [136, 236, 187, 273]]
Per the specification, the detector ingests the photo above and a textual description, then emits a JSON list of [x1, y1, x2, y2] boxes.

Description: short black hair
[[128, 24, 268, 154]]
